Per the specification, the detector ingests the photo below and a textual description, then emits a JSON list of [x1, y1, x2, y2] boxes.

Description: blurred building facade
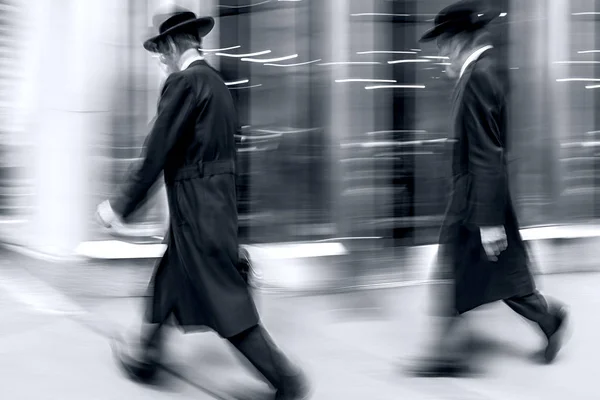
[[0, 0, 599, 257]]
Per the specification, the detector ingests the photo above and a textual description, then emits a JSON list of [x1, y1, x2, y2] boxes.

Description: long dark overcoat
[[111, 60, 259, 338], [436, 50, 536, 315]]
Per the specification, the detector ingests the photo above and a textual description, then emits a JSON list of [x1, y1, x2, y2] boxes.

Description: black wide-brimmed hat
[[420, 0, 498, 42], [144, 5, 215, 53]]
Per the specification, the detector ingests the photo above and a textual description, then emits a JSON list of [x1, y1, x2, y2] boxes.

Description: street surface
[[0, 249, 596, 399]]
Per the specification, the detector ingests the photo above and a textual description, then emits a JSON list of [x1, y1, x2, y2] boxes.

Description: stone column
[[507, 0, 552, 225], [195, 0, 220, 70], [595, 1, 600, 218], [21, 0, 122, 257], [325, 0, 350, 239], [546, 0, 573, 221]]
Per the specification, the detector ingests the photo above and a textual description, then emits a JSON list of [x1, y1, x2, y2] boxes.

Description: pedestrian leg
[[504, 291, 568, 362], [227, 324, 310, 399], [111, 287, 171, 384]]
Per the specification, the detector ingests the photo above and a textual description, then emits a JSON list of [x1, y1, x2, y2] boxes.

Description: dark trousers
[[430, 243, 559, 344], [433, 290, 560, 361], [139, 319, 296, 390], [227, 324, 298, 389], [503, 291, 560, 338]]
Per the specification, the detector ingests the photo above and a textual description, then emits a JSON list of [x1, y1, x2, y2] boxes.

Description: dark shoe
[[405, 357, 473, 378], [275, 371, 311, 400], [545, 307, 569, 363], [110, 335, 160, 384]]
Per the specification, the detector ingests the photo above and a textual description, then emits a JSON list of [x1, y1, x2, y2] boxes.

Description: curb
[[2, 225, 600, 298]]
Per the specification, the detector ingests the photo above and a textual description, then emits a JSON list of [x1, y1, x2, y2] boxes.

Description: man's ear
[[456, 32, 472, 52], [166, 37, 177, 55]]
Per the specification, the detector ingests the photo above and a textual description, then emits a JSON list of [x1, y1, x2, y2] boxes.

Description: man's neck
[[178, 49, 204, 71]]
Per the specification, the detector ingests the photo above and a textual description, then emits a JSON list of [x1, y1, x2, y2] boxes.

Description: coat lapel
[[450, 51, 492, 138]]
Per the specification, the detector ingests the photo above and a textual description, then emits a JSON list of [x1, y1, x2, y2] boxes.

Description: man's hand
[[96, 200, 132, 237], [96, 200, 117, 228], [480, 226, 507, 262]]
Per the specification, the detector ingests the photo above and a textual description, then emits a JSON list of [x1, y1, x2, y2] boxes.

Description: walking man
[[411, 0, 569, 376], [96, 6, 310, 399]]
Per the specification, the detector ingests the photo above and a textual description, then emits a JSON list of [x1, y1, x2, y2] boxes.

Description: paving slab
[[1, 246, 597, 400], [0, 317, 217, 400]]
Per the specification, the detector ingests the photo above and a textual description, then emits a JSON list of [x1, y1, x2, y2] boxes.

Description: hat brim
[[419, 14, 497, 43], [419, 23, 449, 42], [143, 16, 215, 53]]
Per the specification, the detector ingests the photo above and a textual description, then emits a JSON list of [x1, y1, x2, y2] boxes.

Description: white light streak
[[218, 0, 272, 8], [388, 59, 431, 64], [365, 85, 426, 90], [351, 13, 410, 17], [225, 79, 250, 86], [366, 130, 428, 135], [229, 84, 263, 90], [242, 54, 298, 63], [422, 56, 450, 59], [237, 133, 282, 140], [556, 78, 600, 82], [578, 50, 600, 54], [203, 45, 241, 52], [554, 61, 600, 64], [254, 128, 317, 134], [335, 79, 397, 83], [357, 50, 417, 55], [238, 147, 260, 152], [0, 219, 27, 224], [318, 61, 381, 66], [265, 59, 321, 67], [314, 237, 382, 242], [216, 50, 271, 58]]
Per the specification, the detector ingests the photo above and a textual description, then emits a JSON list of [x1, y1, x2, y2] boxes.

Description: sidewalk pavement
[[71, 223, 600, 293], [4, 231, 600, 299], [0, 249, 596, 400], [3, 220, 600, 294], [0, 257, 216, 400]]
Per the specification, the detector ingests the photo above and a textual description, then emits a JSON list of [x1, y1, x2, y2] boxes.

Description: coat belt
[[165, 159, 236, 184]]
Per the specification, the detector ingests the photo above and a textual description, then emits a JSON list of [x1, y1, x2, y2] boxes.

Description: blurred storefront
[[1, 0, 600, 258], [0, 1, 30, 221]]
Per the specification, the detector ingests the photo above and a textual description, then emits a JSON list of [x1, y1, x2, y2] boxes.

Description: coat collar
[[181, 54, 205, 70], [459, 45, 493, 79]]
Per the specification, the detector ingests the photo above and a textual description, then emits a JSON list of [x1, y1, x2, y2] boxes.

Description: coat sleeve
[[463, 68, 507, 227], [111, 73, 195, 220]]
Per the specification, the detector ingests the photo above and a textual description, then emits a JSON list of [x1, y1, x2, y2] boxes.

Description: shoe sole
[[276, 374, 313, 400], [409, 368, 472, 378], [109, 335, 159, 384], [405, 362, 474, 378], [276, 389, 313, 400], [545, 308, 569, 363]]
